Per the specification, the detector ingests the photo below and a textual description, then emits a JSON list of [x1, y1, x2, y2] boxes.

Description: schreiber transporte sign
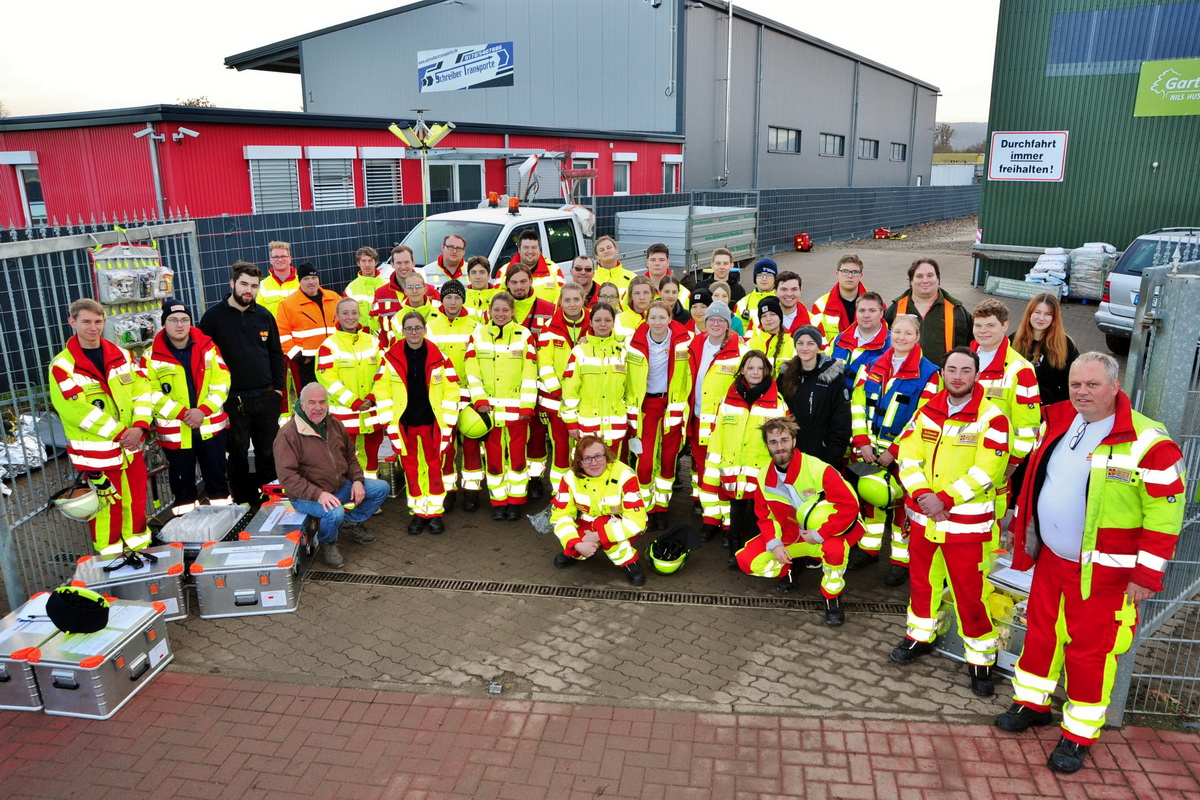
[[987, 131, 1069, 182]]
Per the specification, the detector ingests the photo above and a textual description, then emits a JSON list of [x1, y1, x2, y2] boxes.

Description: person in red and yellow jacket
[[890, 347, 1011, 699], [276, 263, 340, 393], [550, 435, 647, 586], [505, 263, 556, 497], [593, 236, 636, 297], [737, 416, 865, 627], [371, 245, 442, 348], [615, 276, 655, 341], [343, 246, 388, 335], [464, 292, 538, 520], [494, 228, 564, 303], [996, 352, 1185, 774], [464, 256, 498, 318], [144, 298, 232, 515], [810, 253, 867, 348], [376, 311, 461, 534], [426, 280, 483, 512], [316, 298, 385, 480], [423, 233, 468, 292], [537, 282, 591, 490], [49, 299, 153, 555], [625, 301, 692, 529], [560, 302, 627, 447], [259, 240, 299, 317]]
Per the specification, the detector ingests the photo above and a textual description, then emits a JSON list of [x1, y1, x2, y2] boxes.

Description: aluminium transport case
[[936, 554, 1032, 677], [71, 543, 189, 621], [190, 534, 302, 619], [31, 599, 173, 720], [243, 500, 315, 555], [0, 592, 61, 712]]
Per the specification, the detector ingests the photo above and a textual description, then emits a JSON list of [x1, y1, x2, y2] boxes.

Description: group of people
[[48, 233, 1184, 775]]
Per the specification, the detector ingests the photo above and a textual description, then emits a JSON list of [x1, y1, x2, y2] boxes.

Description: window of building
[[428, 162, 484, 202], [363, 159, 403, 206], [662, 162, 680, 194], [768, 126, 801, 153], [16, 165, 46, 226], [1047, 1, 1200, 77], [819, 134, 846, 157], [310, 158, 355, 210], [858, 138, 880, 159], [571, 158, 594, 197], [248, 159, 301, 213], [613, 161, 631, 195], [891, 143, 908, 162]]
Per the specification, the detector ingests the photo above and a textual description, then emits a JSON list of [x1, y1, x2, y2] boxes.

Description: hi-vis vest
[[50, 338, 152, 470], [1011, 392, 1185, 598], [973, 338, 1041, 466], [536, 308, 590, 413], [702, 381, 786, 507], [259, 267, 299, 317], [751, 450, 865, 547], [896, 384, 1011, 544], [851, 346, 940, 452], [315, 329, 383, 435], [561, 334, 628, 441], [142, 330, 230, 449], [374, 340, 461, 453], [464, 322, 538, 424], [427, 310, 482, 387]]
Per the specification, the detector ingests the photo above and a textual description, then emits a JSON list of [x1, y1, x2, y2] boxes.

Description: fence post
[[0, 497, 27, 610]]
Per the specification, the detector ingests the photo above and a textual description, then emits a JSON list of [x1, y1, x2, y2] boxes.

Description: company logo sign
[[1134, 58, 1200, 117], [418, 43, 515, 94]]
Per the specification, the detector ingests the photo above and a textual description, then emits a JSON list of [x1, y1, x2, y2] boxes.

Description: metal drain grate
[[305, 570, 907, 614]]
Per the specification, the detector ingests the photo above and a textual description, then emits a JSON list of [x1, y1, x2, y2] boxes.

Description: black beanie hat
[[161, 297, 192, 326], [296, 262, 319, 280], [440, 279, 467, 299], [757, 295, 783, 321]]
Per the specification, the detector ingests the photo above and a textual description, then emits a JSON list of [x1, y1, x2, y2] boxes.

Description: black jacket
[[198, 295, 286, 395], [1010, 333, 1080, 408], [779, 355, 851, 467]]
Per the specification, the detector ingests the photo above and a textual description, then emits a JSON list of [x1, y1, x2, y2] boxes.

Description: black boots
[[624, 560, 646, 586], [463, 490, 480, 512], [824, 596, 845, 627], [890, 638, 934, 664], [994, 702, 1053, 732], [1047, 737, 1090, 774], [969, 664, 995, 697]]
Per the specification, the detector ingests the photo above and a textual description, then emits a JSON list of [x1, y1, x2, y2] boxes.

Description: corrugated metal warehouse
[[980, 0, 1200, 268], [225, 0, 938, 191]]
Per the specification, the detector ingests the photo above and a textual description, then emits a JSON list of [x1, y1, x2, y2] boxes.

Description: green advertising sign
[[1135, 58, 1200, 117]]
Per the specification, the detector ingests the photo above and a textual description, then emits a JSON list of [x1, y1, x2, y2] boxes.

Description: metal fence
[[0, 216, 204, 611], [1111, 251, 1200, 725]]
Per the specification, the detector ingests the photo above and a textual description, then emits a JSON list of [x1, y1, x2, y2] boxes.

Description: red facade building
[[0, 106, 685, 226]]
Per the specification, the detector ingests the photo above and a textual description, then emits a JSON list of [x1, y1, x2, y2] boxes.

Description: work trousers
[[634, 396, 683, 513], [1011, 547, 1138, 745], [737, 532, 850, 598], [164, 431, 229, 514], [906, 533, 997, 666], [686, 415, 708, 503], [351, 429, 385, 479], [544, 409, 573, 490], [526, 414, 548, 479], [460, 435, 484, 491], [559, 517, 642, 568], [225, 391, 279, 505], [484, 421, 529, 506], [90, 452, 151, 556], [861, 504, 908, 564], [399, 424, 446, 518], [289, 479, 390, 544]]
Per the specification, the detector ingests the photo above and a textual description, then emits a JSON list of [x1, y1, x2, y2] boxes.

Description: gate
[[0, 219, 204, 611], [1110, 246, 1200, 726]]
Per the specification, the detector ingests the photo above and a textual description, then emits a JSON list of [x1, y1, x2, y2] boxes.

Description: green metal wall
[[980, 0, 1200, 279]]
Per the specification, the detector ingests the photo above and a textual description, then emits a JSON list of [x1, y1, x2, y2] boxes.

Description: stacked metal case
[[70, 544, 189, 622]]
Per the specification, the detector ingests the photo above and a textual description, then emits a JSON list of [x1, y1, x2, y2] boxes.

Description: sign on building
[[987, 131, 1069, 182], [418, 43, 515, 93], [1134, 58, 1200, 117]]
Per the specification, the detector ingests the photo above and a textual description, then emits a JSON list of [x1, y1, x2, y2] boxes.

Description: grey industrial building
[[226, 0, 938, 192]]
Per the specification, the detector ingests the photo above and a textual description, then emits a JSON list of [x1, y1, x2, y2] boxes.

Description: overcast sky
[[0, 0, 998, 122]]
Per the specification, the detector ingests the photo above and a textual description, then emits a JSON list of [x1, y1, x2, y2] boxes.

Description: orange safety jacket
[[276, 289, 341, 360]]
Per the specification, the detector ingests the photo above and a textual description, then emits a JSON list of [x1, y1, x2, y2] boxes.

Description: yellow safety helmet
[[458, 406, 493, 439], [857, 472, 902, 509]]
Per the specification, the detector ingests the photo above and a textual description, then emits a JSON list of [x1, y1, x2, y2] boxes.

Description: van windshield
[[400, 220, 504, 265]]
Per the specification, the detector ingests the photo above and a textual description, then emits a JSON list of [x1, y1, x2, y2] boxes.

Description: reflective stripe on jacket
[[830, 322, 891, 391], [315, 330, 383, 434], [259, 268, 298, 317], [374, 340, 460, 453], [687, 332, 746, 444], [702, 381, 786, 506], [550, 462, 647, 552], [751, 450, 865, 547], [850, 346, 940, 451], [142, 329, 230, 449], [624, 321, 692, 429], [973, 338, 1041, 466], [536, 308, 590, 412], [276, 289, 340, 359], [464, 322, 538, 424], [810, 282, 865, 347], [561, 334, 628, 441]]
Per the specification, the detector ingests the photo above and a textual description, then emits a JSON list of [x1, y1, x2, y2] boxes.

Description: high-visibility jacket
[[371, 274, 443, 347], [424, 255, 467, 292], [49, 337, 153, 471], [513, 295, 556, 341], [465, 286, 497, 317], [701, 380, 787, 512], [737, 290, 775, 323], [386, 301, 444, 350], [497, 254, 564, 303], [259, 267, 299, 317], [613, 309, 647, 342], [972, 338, 1041, 466], [344, 273, 388, 334], [536, 308, 590, 413], [375, 340, 460, 453], [624, 321, 692, 429], [896, 384, 1011, 544], [748, 303, 811, 335], [315, 329, 383, 434], [142, 329, 230, 449], [744, 329, 796, 376], [550, 461, 647, 555], [686, 332, 746, 444], [810, 282, 866, 347], [276, 288, 341, 360], [1011, 391, 1185, 597], [426, 309, 481, 391], [751, 449, 865, 548], [595, 262, 636, 295], [850, 345, 940, 453], [464, 322, 538, 425], [560, 334, 628, 441], [830, 322, 891, 390]]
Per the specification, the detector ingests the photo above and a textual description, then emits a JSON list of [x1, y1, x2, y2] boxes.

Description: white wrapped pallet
[[1068, 243, 1115, 301]]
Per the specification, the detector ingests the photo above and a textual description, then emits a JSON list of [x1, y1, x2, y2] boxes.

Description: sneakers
[[554, 553, 577, 569], [994, 702, 1053, 733], [847, 545, 880, 571], [969, 664, 995, 697], [824, 596, 845, 627], [884, 563, 910, 586], [428, 517, 445, 535], [463, 490, 480, 512], [624, 559, 646, 586], [890, 638, 934, 664], [321, 542, 345, 569], [1047, 736, 1090, 774]]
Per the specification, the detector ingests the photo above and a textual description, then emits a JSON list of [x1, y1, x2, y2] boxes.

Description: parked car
[[1095, 227, 1200, 355]]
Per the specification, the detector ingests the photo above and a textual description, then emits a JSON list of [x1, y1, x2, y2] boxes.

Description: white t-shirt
[[891, 354, 906, 374], [781, 309, 798, 330], [946, 396, 971, 417], [646, 333, 671, 395], [695, 337, 722, 414], [857, 326, 880, 347], [977, 346, 999, 373], [1037, 412, 1116, 562]]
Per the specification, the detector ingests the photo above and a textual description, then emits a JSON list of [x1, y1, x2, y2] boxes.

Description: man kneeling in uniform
[[737, 416, 864, 627], [274, 383, 389, 568]]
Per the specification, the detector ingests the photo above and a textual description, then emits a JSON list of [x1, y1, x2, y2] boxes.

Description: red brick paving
[[1, 673, 1197, 800]]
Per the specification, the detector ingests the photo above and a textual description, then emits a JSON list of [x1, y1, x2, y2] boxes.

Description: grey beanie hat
[[705, 301, 732, 324]]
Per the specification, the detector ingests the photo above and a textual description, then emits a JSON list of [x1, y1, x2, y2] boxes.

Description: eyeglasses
[[444, 245, 465, 252], [580, 453, 607, 463], [402, 326, 425, 333], [573, 266, 594, 273], [165, 317, 190, 324], [1068, 419, 1089, 450], [837, 269, 863, 277], [270, 255, 289, 261]]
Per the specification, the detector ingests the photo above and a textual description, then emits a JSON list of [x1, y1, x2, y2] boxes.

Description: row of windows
[[767, 127, 907, 161]]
